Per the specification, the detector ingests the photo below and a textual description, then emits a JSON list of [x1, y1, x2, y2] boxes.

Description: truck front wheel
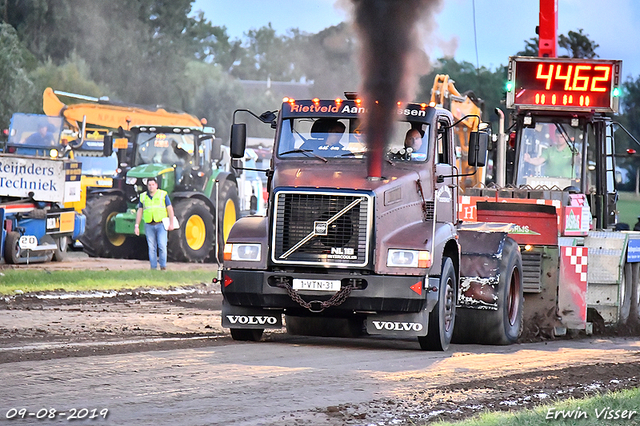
[[418, 257, 456, 351]]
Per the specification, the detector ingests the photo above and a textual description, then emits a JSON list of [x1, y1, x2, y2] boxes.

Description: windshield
[[277, 117, 429, 162], [135, 132, 195, 165], [8, 113, 64, 148], [75, 153, 118, 177], [516, 121, 584, 188]]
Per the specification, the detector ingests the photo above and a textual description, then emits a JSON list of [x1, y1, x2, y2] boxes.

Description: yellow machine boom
[[43, 87, 202, 131], [430, 75, 485, 190]]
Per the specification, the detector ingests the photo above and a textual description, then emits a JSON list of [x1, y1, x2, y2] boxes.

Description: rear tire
[[418, 257, 456, 351], [167, 198, 214, 262], [80, 194, 135, 258], [230, 328, 263, 341], [453, 237, 523, 345], [3, 231, 21, 264], [52, 236, 68, 262]]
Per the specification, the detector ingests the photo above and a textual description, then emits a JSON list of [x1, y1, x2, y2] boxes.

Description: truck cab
[[221, 96, 522, 350]]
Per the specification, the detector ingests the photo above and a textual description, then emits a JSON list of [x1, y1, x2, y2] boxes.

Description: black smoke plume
[[350, 0, 442, 177]]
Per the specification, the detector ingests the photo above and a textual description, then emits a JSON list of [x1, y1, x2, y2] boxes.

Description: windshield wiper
[[279, 149, 328, 162], [554, 122, 579, 155]]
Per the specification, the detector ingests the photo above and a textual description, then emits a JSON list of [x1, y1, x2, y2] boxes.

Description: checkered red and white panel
[[564, 246, 588, 282]]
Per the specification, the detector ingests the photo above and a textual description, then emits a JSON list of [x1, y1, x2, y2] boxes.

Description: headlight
[[224, 243, 261, 262], [387, 249, 431, 268], [126, 177, 137, 185], [49, 148, 59, 158]]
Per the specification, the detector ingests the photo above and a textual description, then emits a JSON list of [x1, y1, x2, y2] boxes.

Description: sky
[[192, 0, 640, 79]]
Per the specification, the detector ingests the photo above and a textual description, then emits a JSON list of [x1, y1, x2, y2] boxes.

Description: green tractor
[[80, 125, 239, 262]]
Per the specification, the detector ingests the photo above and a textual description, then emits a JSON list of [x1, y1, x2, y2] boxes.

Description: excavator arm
[[430, 74, 485, 189], [43, 87, 203, 132]]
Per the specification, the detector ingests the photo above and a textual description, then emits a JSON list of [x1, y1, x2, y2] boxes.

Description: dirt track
[[2, 254, 640, 424], [1, 289, 640, 424]]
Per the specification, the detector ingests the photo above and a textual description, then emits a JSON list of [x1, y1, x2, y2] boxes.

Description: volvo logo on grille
[[314, 221, 328, 235]]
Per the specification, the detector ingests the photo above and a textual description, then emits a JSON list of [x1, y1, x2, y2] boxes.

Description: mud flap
[[366, 277, 438, 337], [366, 311, 429, 337], [221, 299, 283, 329]]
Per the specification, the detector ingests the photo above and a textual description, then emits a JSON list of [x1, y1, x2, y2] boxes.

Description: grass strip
[[0, 269, 216, 295]]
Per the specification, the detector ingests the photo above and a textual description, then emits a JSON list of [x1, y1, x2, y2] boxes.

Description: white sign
[[0, 155, 81, 203], [18, 235, 38, 250]]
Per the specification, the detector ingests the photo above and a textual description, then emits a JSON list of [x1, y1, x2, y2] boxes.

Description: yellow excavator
[[43, 88, 240, 263], [43, 87, 202, 132], [429, 75, 486, 190], [43, 87, 206, 213]]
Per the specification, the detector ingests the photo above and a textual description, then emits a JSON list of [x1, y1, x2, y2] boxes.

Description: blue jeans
[[144, 222, 167, 269]]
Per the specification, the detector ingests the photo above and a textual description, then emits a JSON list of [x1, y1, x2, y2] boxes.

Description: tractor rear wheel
[[80, 194, 135, 258], [210, 180, 240, 262], [167, 198, 214, 262]]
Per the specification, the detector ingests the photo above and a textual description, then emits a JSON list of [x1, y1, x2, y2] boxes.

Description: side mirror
[[259, 111, 277, 124], [211, 138, 222, 160], [468, 131, 488, 167], [103, 134, 113, 157], [230, 123, 247, 159]]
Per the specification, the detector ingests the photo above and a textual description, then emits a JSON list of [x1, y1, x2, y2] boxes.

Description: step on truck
[[220, 95, 524, 350], [1, 113, 85, 264]]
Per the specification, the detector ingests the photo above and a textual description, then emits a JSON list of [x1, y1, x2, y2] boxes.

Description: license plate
[[292, 279, 341, 292]]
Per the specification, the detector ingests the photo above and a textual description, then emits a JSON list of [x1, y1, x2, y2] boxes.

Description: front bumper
[[222, 269, 438, 315]]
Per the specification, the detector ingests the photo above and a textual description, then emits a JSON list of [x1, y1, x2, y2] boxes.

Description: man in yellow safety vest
[[134, 177, 175, 270]]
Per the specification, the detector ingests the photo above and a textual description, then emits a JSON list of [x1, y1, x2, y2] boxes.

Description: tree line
[[1, 0, 639, 186]]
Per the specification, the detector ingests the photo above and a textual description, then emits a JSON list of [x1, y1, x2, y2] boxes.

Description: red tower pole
[[538, 0, 558, 57]]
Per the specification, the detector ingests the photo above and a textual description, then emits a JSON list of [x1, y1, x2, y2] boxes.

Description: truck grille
[[272, 191, 372, 266]]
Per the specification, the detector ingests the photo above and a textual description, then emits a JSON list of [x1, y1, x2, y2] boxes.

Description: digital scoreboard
[[506, 57, 622, 113]]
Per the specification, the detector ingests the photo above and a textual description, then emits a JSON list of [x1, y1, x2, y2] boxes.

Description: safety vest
[[140, 189, 169, 223]]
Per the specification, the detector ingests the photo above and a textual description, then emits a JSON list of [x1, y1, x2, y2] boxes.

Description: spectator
[[134, 178, 176, 270]]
